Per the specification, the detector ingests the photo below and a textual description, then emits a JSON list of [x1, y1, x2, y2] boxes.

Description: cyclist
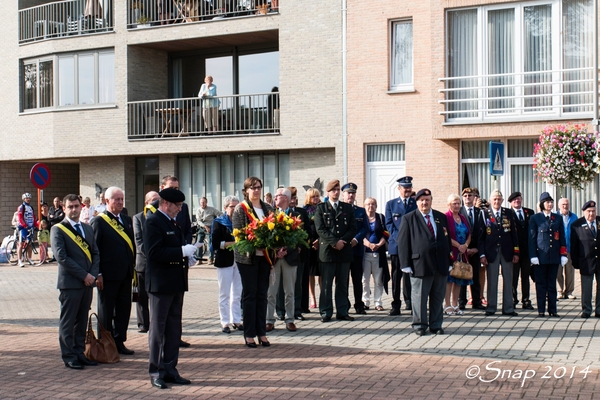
[[17, 192, 39, 267]]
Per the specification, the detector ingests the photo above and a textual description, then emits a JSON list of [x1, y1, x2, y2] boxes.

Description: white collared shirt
[[420, 211, 437, 237], [64, 217, 85, 239]]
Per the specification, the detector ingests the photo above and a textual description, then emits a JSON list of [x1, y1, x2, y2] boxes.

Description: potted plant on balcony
[[136, 15, 151, 28], [131, 1, 143, 26]]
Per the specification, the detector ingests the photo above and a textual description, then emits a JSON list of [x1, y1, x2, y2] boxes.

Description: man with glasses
[[557, 198, 578, 300], [508, 191, 535, 310]]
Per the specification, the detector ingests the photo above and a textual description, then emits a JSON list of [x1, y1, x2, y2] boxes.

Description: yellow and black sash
[[144, 204, 157, 218], [55, 223, 92, 263], [99, 213, 134, 254]]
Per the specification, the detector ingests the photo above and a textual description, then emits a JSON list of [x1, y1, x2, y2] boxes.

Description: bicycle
[[190, 223, 209, 262], [7, 227, 39, 266]]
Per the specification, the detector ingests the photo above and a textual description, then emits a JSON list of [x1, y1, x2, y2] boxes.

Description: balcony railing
[[127, 0, 278, 28], [439, 67, 597, 123], [19, 0, 113, 44], [127, 92, 280, 140]]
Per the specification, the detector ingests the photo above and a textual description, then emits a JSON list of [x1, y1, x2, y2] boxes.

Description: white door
[[366, 161, 405, 207]]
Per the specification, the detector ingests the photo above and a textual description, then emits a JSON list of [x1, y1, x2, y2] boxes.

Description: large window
[[178, 152, 289, 215], [443, 0, 594, 122], [22, 49, 115, 111], [390, 20, 413, 91]]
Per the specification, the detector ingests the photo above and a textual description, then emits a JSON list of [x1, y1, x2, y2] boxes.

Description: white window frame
[[389, 19, 414, 93]]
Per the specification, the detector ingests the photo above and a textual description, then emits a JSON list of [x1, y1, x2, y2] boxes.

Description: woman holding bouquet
[[232, 177, 274, 347]]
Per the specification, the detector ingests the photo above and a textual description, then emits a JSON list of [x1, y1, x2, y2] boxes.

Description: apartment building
[[347, 0, 599, 211], [1, 0, 345, 235]]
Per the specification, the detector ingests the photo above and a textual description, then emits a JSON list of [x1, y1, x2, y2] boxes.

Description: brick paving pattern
[[1, 263, 599, 399]]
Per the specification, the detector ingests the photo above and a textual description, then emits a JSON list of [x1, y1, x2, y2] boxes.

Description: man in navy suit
[[342, 183, 370, 314], [570, 200, 600, 318], [385, 176, 416, 316], [478, 190, 519, 317], [398, 189, 452, 336]]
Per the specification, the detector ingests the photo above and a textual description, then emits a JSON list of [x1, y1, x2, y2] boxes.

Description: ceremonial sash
[[99, 213, 134, 254], [144, 204, 157, 218], [240, 201, 274, 266], [55, 223, 92, 263]]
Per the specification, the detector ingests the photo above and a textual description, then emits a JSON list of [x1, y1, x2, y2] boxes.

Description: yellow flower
[[233, 228, 240, 236], [286, 226, 290, 231], [268, 222, 275, 230]]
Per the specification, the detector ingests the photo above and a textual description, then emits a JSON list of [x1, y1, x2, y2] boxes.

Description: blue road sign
[[489, 142, 505, 176], [30, 163, 51, 189]]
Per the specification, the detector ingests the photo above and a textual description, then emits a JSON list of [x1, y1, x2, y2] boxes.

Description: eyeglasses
[[249, 186, 262, 190]]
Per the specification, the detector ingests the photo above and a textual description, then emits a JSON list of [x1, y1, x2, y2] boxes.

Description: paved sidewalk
[[1, 263, 599, 399]]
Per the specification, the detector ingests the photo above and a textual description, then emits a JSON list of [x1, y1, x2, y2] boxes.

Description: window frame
[[389, 19, 414, 93]]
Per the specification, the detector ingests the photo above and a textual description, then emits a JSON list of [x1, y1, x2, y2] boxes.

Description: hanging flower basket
[[533, 124, 600, 190]]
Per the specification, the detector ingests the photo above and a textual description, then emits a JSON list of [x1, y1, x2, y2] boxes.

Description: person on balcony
[[198, 75, 220, 134]]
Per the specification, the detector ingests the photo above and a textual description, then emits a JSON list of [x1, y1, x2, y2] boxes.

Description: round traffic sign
[[30, 163, 51, 190]]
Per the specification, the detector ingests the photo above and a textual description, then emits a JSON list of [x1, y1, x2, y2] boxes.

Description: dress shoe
[[388, 308, 401, 316], [548, 313, 560, 318], [117, 344, 135, 355], [502, 311, 519, 316], [431, 328, 445, 335], [295, 314, 306, 321], [485, 311, 495, 316], [595, 313, 600, 318], [581, 312, 591, 319], [472, 304, 486, 310], [522, 302, 534, 310], [164, 375, 191, 385], [233, 323, 244, 330], [266, 323, 275, 332], [64, 360, 84, 369], [179, 340, 191, 348], [405, 304, 412, 311], [78, 356, 98, 366], [538, 313, 545, 317], [321, 316, 332, 323], [414, 328, 427, 336], [277, 314, 285, 321], [244, 338, 257, 348], [286, 322, 297, 332], [138, 327, 149, 333], [258, 337, 271, 347], [222, 326, 231, 334], [302, 308, 311, 314], [458, 304, 466, 311], [355, 308, 367, 315], [151, 378, 168, 389], [363, 305, 370, 310], [336, 315, 355, 321]]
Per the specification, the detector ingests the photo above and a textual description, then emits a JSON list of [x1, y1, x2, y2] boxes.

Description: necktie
[[404, 198, 408, 209], [425, 215, 435, 237], [496, 212, 500, 223], [591, 223, 596, 237], [333, 203, 338, 211], [518, 210, 524, 222], [74, 223, 83, 237], [546, 215, 551, 223], [468, 208, 474, 226]]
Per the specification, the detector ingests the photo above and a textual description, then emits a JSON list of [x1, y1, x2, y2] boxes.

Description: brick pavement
[[1, 263, 599, 399]]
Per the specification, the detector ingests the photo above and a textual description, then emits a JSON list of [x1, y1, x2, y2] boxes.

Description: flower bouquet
[[231, 209, 309, 264], [533, 124, 600, 190]]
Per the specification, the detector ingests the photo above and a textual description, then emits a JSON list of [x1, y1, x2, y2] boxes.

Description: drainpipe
[[342, 0, 348, 182]]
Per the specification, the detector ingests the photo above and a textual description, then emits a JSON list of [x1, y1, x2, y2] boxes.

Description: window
[[390, 20, 413, 91], [22, 49, 114, 111], [443, 0, 593, 122]]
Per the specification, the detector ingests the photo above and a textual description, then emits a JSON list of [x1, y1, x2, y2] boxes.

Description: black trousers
[[58, 287, 93, 363], [136, 271, 150, 330], [148, 291, 183, 379], [238, 257, 270, 338], [459, 252, 483, 308], [534, 264, 559, 314], [390, 255, 411, 310], [349, 255, 365, 310], [512, 256, 532, 304], [98, 277, 132, 345]]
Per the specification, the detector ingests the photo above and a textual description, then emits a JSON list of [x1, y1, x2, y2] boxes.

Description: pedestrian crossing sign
[[489, 141, 504, 176]]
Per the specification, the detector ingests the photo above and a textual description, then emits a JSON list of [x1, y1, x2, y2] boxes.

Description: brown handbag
[[450, 254, 473, 280], [84, 313, 120, 364]]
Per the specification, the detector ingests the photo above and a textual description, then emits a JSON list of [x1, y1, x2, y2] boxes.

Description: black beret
[[539, 192, 553, 203], [582, 200, 596, 211], [159, 188, 185, 203], [507, 192, 522, 202], [415, 188, 431, 200]]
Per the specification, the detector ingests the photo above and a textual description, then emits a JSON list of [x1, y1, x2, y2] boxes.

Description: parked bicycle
[[7, 227, 39, 266]]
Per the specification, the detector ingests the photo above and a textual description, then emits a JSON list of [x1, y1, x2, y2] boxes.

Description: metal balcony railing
[[19, 0, 114, 44], [127, 92, 280, 140], [438, 67, 597, 123], [127, 0, 278, 28]]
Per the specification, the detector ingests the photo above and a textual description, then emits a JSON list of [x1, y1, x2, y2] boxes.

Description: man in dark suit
[[314, 179, 357, 322], [507, 191, 535, 310], [570, 200, 600, 318], [385, 176, 417, 316], [145, 188, 196, 389], [91, 186, 136, 355], [478, 190, 520, 317], [54, 194, 100, 369], [133, 191, 160, 334], [398, 189, 451, 336], [458, 187, 485, 310], [342, 182, 369, 315]]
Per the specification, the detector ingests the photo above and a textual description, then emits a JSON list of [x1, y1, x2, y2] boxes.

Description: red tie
[[426, 215, 435, 237]]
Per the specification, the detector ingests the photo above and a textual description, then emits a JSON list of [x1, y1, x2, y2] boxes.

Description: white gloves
[[182, 244, 197, 258], [401, 267, 413, 274], [448, 266, 453, 272], [530, 257, 540, 265], [188, 256, 197, 267], [561, 256, 568, 267]]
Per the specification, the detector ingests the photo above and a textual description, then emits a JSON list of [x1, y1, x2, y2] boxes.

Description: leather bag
[[450, 254, 473, 280], [84, 313, 120, 364]]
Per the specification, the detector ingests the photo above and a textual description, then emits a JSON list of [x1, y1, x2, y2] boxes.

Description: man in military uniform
[[342, 183, 369, 314], [385, 176, 416, 315], [314, 179, 357, 322]]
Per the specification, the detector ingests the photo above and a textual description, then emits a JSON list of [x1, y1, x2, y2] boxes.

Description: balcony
[[127, 92, 280, 140], [127, 0, 278, 28], [19, 0, 113, 44], [438, 67, 597, 124]]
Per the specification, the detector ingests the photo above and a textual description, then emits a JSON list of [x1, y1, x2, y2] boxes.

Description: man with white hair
[[478, 190, 520, 317], [265, 187, 301, 333]]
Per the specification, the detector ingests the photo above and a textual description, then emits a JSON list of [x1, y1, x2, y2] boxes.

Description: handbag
[[450, 254, 473, 280], [84, 313, 120, 364]]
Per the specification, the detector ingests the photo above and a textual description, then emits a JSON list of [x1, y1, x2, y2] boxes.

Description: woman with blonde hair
[[303, 187, 321, 309]]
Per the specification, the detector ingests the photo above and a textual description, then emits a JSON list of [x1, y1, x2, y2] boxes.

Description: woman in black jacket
[[212, 195, 242, 334]]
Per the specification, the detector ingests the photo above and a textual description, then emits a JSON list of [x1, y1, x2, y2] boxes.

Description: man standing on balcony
[[385, 176, 416, 316]]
